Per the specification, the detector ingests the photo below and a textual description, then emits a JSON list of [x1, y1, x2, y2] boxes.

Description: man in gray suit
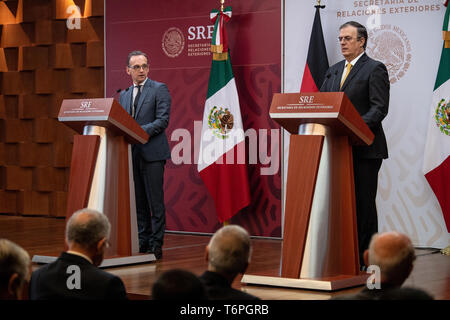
[[320, 21, 390, 269], [119, 50, 171, 259]]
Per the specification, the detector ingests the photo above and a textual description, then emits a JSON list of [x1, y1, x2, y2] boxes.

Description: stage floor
[[1, 215, 449, 300]]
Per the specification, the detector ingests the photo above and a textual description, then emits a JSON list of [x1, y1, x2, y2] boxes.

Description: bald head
[[366, 232, 415, 286], [207, 225, 251, 277], [66, 208, 111, 250]]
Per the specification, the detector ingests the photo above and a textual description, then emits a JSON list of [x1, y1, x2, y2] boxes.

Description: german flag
[[300, 5, 329, 92]]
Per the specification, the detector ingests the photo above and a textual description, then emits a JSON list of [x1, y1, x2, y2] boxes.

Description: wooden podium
[[32, 98, 156, 267], [242, 92, 374, 291]]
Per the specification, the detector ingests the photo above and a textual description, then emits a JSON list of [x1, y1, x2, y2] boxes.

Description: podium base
[[241, 273, 369, 291], [32, 254, 156, 268]]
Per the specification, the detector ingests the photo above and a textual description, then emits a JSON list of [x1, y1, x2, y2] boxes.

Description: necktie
[[132, 85, 142, 118], [340, 63, 352, 89]]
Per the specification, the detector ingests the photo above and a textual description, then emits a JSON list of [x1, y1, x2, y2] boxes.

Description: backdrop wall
[[105, 0, 282, 237]]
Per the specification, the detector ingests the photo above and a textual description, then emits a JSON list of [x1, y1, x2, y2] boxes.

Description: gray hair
[[127, 50, 149, 67], [207, 225, 251, 275], [0, 239, 30, 287], [368, 232, 415, 282], [340, 21, 368, 49], [65, 208, 111, 249]]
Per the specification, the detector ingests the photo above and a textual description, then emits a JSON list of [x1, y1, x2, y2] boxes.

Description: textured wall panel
[[86, 0, 104, 17], [0, 190, 17, 213], [19, 46, 49, 70], [18, 94, 50, 119], [2, 95, 18, 118], [34, 69, 54, 94], [70, 43, 86, 67], [33, 118, 56, 143], [1, 47, 18, 71], [33, 167, 67, 192], [69, 67, 102, 93], [2, 71, 34, 95], [0, 143, 4, 166], [66, 17, 103, 43], [3, 143, 17, 166], [0, 119, 33, 143], [0, 0, 104, 217], [22, 0, 52, 22], [52, 142, 72, 168], [1, 23, 33, 48], [17, 190, 50, 215], [0, 95, 5, 118], [18, 142, 52, 167], [0, 2, 18, 25], [49, 43, 72, 69], [3, 166, 33, 190], [2, 71, 21, 94], [50, 191, 67, 217], [86, 41, 103, 67]]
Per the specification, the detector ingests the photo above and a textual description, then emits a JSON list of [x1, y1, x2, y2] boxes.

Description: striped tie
[[340, 63, 352, 89]]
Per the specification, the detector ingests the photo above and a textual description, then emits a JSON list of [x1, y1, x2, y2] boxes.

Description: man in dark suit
[[199, 225, 259, 300], [29, 208, 127, 300], [119, 51, 171, 259], [320, 21, 390, 269]]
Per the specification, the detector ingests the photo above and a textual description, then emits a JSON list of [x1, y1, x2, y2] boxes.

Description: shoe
[[139, 243, 149, 253], [153, 246, 162, 260]]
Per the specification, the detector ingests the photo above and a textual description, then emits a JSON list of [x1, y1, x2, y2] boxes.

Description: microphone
[[320, 71, 333, 91], [332, 69, 339, 91], [113, 87, 129, 99]]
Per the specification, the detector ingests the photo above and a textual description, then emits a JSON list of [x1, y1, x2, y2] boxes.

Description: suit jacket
[[119, 78, 171, 162], [199, 271, 260, 300], [320, 53, 389, 159], [29, 252, 127, 300]]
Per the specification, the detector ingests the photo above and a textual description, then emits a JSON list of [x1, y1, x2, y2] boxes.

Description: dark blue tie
[[132, 85, 142, 118]]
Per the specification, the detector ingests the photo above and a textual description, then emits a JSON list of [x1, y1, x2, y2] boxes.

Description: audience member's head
[[364, 231, 416, 288], [65, 208, 111, 266], [152, 269, 207, 300], [206, 225, 251, 282], [0, 239, 31, 300]]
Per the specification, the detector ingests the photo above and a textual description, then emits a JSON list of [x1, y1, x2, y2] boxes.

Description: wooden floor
[[1, 215, 449, 300]]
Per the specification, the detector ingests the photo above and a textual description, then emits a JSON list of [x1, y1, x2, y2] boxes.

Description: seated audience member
[[29, 208, 127, 300], [332, 231, 433, 300], [0, 239, 31, 300], [152, 269, 207, 300], [200, 225, 259, 300]]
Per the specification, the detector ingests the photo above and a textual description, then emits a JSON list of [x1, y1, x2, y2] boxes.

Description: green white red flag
[[423, 1, 450, 232], [198, 6, 251, 223]]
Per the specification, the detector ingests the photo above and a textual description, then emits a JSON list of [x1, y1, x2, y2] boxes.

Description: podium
[[32, 98, 156, 267], [242, 92, 374, 291]]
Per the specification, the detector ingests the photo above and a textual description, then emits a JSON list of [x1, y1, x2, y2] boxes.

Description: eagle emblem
[[208, 106, 234, 139], [435, 98, 450, 136]]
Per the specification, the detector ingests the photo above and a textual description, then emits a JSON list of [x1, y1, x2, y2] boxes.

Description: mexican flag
[[198, 7, 251, 223], [423, 1, 450, 232]]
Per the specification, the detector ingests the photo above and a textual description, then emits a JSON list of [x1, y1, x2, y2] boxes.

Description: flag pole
[[315, 0, 325, 9], [219, 0, 228, 227]]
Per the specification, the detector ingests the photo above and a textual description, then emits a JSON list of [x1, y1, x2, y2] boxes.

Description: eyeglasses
[[128, 64, 149, 71], [338, 36, 359, 43]]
